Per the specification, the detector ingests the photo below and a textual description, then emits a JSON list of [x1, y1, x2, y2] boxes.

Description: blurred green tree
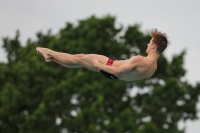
[[0, 15, 199, 133]]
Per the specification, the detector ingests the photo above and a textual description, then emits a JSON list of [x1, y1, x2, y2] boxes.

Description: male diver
[[36, 29, 168, 81]]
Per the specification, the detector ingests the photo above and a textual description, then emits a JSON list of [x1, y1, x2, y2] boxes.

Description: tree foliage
[[0, 15, 200, 133]]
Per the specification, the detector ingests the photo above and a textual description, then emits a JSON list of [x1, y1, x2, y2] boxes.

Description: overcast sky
[[0, 0, 200, 132]]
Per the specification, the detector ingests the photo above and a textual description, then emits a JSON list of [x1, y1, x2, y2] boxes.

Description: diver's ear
[[152, 43, 157, 49]]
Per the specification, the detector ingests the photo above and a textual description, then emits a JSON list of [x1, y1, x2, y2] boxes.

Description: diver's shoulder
[[130, 55, 145, 61]]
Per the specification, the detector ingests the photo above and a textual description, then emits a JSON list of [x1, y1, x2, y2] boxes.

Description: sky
[[0, 0, 200, 132]]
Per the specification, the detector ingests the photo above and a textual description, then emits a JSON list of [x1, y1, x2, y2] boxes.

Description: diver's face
[[146, 38, 154, 54]]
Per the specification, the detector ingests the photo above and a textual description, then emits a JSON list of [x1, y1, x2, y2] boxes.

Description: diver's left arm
[[92, 56, 141, 76], [92, 58, 120, 74]]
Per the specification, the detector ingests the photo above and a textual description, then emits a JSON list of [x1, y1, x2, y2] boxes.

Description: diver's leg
[[78, 54, 109, 71], [36, 47, 83, 68], [36, 47, 110, 71]]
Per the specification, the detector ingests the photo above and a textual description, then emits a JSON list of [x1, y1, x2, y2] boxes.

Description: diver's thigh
[[83, 54, 108, 64], [78, 54, 108, 71]]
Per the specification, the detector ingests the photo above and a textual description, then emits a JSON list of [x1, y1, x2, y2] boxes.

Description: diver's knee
[[74, 54, 85, 63], [75, 54, 85, 57]]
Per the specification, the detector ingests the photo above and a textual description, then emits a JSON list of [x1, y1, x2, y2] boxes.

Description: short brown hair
[[150, 29, 169, 54]]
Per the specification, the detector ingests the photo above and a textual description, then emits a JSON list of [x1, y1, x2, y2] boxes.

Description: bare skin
[[36, 38, 160, 81]]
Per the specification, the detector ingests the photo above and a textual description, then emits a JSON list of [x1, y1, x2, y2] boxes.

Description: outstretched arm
[[92, 56, 142, 76]]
